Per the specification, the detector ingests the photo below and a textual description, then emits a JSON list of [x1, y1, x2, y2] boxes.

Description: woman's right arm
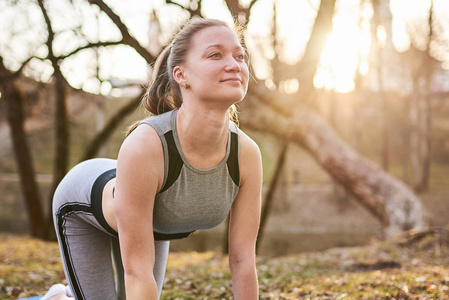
[[114, 125, 165, 299]]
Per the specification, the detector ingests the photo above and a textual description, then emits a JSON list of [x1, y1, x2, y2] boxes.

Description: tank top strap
[[227, 122, 240, 187], [158, 129, 184, 194]]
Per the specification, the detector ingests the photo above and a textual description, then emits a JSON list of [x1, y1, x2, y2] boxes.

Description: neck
[[176, 103, 230, 165]]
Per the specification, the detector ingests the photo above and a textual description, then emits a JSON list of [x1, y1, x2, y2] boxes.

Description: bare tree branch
[[165, 0, 187, 11], [248, 0, 258, 12], [37, 0, 55, 59], [224, 0, 260, 24], [165, 0, 203, 17], [226, 0, 336, 107], [87, 0, 156, 64], [57, 40, 124, 60], [80, 90, 144, 161]]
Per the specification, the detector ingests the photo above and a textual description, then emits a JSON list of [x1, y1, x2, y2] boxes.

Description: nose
[[225, 55, 241, 72]]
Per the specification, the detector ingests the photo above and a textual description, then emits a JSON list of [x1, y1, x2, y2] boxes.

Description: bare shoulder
[[119, 124, 162, 158], [238, 128, 261, 157], [237, 128, 262, 186], [117, 123, 164, 192]]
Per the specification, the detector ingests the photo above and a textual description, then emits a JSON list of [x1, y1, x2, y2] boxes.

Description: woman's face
[[179, 25, 249, 107]]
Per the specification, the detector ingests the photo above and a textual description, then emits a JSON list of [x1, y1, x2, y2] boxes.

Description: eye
[[235, 52, 248, 63], [208, 52, 222, 59], [235, 53, 245, 61]]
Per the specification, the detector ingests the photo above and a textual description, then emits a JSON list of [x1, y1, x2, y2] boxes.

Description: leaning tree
[[0, 0, 431, 239]]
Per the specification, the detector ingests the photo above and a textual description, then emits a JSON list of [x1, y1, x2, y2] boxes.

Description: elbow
[[229, 244, 256, 267], [229, 252, 256, 271], [124, 268, 155, 283], [122, 259, 155, 283]]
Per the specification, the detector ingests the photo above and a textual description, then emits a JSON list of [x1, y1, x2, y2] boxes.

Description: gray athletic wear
[[52, 109, 241, 300], [53, 159, 169, 300], [140, 109, 240, 235]]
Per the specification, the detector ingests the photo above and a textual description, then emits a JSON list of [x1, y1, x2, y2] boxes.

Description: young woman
[[45, 18, 262, 300]]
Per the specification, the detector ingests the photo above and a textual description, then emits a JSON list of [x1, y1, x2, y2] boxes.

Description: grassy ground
[[1, 230, 449, 299]]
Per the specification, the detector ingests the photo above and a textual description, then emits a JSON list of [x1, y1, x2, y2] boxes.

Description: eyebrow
[[204, 44, 244, 51]]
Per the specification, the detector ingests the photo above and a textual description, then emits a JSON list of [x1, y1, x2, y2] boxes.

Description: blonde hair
[[127, 18, 245, 135]]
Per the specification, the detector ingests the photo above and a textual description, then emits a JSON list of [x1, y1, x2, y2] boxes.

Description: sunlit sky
[[0, 0, 448, 95]]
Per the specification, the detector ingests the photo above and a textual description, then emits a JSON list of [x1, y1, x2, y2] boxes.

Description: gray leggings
[[53, 158, 169, 300]]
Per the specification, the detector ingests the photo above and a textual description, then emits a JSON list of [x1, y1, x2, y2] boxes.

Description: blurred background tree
[[0, 0, 448, 254]]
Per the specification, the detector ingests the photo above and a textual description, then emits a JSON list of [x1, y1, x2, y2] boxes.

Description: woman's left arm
[[228, 132, 263, 300]]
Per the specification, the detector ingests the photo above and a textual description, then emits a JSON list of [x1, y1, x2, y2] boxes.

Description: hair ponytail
[[144, 44, 182, 116], [126, 44, 181, 136]]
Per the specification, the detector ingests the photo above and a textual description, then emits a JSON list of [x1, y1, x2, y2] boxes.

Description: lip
[[220, 78, 242, 83]]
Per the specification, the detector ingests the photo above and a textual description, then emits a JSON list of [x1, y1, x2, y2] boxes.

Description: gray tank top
[[139, 109, 240, 239]]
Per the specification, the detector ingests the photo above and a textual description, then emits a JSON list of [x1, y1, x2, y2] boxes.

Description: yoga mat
[[17, 297, 42, 300]]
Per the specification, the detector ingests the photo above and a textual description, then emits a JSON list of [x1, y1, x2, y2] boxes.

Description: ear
[[173, 66, 188, 88]]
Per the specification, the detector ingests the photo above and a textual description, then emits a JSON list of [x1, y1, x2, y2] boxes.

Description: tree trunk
[[418, 3, 434, 192], [256, 141, 288, 253], [242, 83, 426, 238], [372, 0, 393, 171], [0, 62, 45, 238], [421, 92, 431, 190], [297, 0, 337, 105], [44, 68, 70, 240], [409, 49, 434, 193], [1, 0, 428, 242], [410, 79, 432, 192], [400, 109, 411, 183], [410, 90, 423, 191]]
